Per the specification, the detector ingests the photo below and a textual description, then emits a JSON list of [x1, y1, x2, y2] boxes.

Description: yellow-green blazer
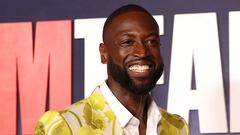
[[34, 87, 189, 135]]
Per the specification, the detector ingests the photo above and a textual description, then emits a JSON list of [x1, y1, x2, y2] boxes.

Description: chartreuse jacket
[[34, 87, 190, 135]]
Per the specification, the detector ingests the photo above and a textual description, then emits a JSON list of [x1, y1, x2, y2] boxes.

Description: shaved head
[[102, 4, 159, 42]]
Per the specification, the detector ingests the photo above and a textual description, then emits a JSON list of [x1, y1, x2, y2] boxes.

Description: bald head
[[102, 4, 159, 42]]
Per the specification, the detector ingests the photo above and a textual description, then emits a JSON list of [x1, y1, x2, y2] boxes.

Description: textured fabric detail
[[62, 111, 81, 134], [34, 111, 72, 135]]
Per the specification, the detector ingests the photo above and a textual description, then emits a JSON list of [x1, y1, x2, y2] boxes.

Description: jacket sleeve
[[34, 111, 72, 135]]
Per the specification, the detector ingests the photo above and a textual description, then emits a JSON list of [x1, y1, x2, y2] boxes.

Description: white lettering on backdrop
[[229, 11, 240, 133], [167, 13, 227, 133]]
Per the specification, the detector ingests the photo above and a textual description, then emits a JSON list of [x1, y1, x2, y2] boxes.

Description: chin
[[129, 79, 157, 95]]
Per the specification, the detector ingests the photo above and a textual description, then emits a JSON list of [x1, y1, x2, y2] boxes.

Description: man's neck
[[106, 79, 148, 124]]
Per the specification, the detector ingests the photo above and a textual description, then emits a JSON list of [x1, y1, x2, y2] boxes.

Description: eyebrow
[[147, 33, 160, 37], [117, 31, 159, 38]]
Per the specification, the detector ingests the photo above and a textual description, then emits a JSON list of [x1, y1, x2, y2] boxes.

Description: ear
[[99, 43, 108, 64]]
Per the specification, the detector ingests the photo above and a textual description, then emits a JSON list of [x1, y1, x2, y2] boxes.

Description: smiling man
[[35, 4, 189, 135]]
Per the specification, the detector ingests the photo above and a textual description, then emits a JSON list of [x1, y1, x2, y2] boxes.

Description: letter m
[[0, 20, 72, 134]]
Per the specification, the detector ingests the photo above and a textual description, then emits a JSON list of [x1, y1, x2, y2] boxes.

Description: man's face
[[103, 11, 164, 95]]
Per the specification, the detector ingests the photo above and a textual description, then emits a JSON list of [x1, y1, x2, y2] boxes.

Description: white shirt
[[100, 82, 161, 135]]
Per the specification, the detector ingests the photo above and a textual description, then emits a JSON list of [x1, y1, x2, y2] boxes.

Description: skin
[[99, 10, 163, 135]]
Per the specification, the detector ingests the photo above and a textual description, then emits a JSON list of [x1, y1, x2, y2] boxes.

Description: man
[[35, 4, 189, 135]]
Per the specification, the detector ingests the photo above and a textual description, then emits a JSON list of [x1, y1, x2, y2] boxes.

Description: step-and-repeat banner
[[0, 1, 240, 135]]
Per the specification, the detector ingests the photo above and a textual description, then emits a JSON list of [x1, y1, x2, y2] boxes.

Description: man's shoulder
[[34, 88, 117, 135], [160, 108, 187, 128], [159, 108, 190, 135]]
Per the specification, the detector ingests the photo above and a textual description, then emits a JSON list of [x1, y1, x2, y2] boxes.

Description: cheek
[[118, 48, 132, 61], [108, 48, 129, 65], [150, 48, 161, 57], [150, 49, 163, 63]]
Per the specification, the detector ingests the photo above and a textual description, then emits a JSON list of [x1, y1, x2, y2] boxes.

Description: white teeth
[[129, 65, 149, 72]]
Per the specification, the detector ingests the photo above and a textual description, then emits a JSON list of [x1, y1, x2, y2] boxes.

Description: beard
[[108, 57, 163, 95]]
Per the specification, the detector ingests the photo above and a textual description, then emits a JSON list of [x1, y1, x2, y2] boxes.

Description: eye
[[120, 40, 134, 47], [145, 38, 160, 47]]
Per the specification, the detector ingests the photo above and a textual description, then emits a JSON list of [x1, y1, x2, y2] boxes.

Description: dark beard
[[108, 57, 163, 95]]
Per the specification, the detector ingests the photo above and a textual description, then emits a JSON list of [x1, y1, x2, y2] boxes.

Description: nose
[[133, 41, 150, 58]]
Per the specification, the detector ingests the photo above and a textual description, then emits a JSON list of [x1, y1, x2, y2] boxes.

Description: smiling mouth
[[129, 65, 150, 72], [126, 59, 155, 78]]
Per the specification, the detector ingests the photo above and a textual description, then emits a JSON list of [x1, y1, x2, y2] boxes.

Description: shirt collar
[[147, 96, 161, 129], [100, 82, 133, 127], [100, 81, 161, 128]]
